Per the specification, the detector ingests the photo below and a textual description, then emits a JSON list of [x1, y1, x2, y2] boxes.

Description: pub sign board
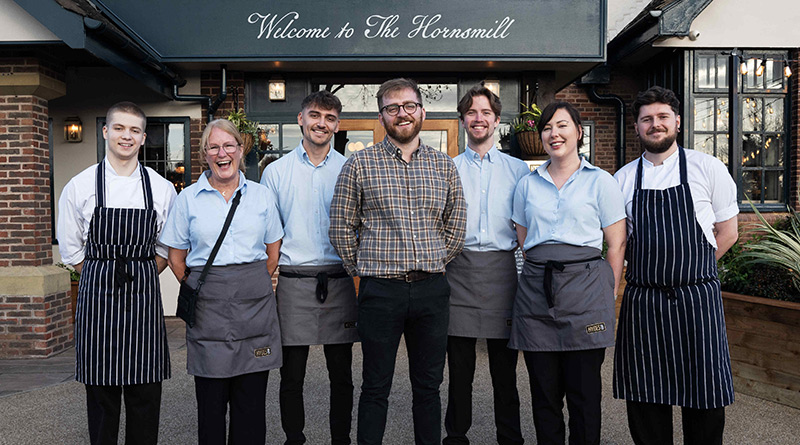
[[94, 0, 605, 62]]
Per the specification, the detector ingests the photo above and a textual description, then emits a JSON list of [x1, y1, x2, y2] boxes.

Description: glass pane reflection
[[420, 130, 447, 153], [694, 98, 714, 131], [342, 130, 374, 158], [742, 170, 761, 202]]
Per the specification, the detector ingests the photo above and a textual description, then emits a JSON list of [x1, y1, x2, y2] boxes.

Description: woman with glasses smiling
[[160, 119, 284, 445]]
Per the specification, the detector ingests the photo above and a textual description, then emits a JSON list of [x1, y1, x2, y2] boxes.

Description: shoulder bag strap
[[196, 189, 243, 289]]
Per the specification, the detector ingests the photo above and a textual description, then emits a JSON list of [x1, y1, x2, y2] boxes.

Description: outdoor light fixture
[[740, 60, 748, 75], [64, 116, 83, 142], [755, 59, 766, 77], [784, 59, 793, 78], [268, 78, 286, 101], [483, 79, 500, 97]]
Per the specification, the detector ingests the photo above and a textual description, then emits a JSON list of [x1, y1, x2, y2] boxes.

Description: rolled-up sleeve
[[329, 157, 361, 276], [443, 162, 467, 264], [56, 179, 87, 266]]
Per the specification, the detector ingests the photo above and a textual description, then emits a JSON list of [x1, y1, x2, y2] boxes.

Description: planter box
[[722, 291, 800, 409]]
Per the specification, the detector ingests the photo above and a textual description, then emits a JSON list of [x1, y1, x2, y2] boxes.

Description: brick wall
[[0, 290, 72, 357], [555, 69, 643, 176], [0, 57, 72, 358], [0, 95, 52, 267]]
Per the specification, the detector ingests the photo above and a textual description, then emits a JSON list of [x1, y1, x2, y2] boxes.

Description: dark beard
[[640, 131, 677, 154], [385, 118, 423, 144]]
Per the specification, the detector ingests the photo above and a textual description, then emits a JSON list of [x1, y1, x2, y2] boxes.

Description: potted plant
[[56, 262, 80, 323], [718, 199, 800, 409], [511, 102, 544, 158], [226, 108, 261, 156]]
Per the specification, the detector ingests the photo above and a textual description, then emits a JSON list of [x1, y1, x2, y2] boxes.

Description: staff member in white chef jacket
[[58, 102, 175, 444]]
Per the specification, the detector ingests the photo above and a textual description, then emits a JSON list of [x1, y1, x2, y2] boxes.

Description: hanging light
[[755, 59, 766, 77], [740, 60, 749, 75], [784, 58, 793, 78]]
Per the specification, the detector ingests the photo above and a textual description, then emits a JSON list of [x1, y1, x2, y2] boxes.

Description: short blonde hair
[[199, 119, 245, 171]]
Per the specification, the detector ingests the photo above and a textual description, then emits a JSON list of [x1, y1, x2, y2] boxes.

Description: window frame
[[688, 49, 790, 211]]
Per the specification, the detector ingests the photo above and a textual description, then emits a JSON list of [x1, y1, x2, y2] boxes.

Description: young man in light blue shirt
[[260, 91, 357, 445], [444, 85, 530, 445]]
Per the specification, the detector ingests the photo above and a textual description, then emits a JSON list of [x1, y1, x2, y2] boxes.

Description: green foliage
[[739, 196, 800, 293], [226, 108, 260, 138], [718, 202, 800, 303], [55, 262, 80, 282], [511, 103, 543, 133]]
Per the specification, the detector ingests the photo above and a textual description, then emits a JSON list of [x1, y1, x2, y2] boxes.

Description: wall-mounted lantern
[[269, 78, 286, 101], [64, 116, 83, 142]]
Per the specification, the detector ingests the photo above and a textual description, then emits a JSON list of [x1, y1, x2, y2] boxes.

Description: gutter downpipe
[[586, 85, 626, 170], [173, 65, 228, 124]]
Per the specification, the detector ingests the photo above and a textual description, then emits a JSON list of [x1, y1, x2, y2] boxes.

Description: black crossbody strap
[[196, 189, 242, 289]]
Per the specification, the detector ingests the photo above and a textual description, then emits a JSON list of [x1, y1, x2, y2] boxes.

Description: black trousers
[[444, 336, 522, 445], [194, 371, 269, 445], [356, 274, 450, 445], [626, 401, 725, 445], [280, 343, 354, 445], [523, 348, 605, 445], [85, 382, 162, 445]]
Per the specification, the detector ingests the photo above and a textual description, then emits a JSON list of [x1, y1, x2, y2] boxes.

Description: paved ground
[[1, 317, 799, 444]]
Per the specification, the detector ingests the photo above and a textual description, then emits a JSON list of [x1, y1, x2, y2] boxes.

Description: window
[[690, 50, 789, 207], [580, 122, 594, 163], [96, 117, 191, 194]]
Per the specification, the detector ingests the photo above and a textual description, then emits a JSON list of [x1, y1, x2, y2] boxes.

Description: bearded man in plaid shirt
[[330, 77, 467, 445]]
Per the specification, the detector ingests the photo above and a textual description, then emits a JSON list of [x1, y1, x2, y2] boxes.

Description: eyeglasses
[[380, 102, 422, 116], [206, 144, 240, 155]]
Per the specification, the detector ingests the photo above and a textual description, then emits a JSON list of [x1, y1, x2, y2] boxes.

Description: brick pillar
[[0, 57, 72, 358]]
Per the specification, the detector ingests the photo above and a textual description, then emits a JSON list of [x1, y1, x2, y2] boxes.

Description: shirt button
[[416, 259, 419, 262], [410, 210, 415, 215], [481, 229, 486, 232], [481, 190, 486, 194]]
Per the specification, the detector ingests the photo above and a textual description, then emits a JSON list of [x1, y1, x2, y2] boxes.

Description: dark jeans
[[356, 274, 450, 445], [85, 382, 162, 445], [444, 336, 522, 445], [194, 371, 269, 445], [626, 401, 725, 445], [523, 348, 605, 445], [280, 343, 354, 445]]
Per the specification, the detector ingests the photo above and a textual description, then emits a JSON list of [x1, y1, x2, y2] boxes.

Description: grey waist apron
[[276, 264, 358, 346], [613, 146, 734, 409], [508, 243, 615, 352], [185, 261, 282, 378], [76, 164, 170, 385], [445, 250, 518, 339]]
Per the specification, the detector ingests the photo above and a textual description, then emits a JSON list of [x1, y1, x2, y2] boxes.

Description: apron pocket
[[229, 293, 272, 340], [552, 261, 614, 319]]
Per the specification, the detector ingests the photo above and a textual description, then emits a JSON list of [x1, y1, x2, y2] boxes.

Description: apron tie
[[543, 260, 565, 308], [316, 272, 328, 303], [660, 286, 677, 300], [279, 270, 351, 304]]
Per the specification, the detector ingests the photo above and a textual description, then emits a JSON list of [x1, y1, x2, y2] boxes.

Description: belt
[[85, 254, 156, 309], [279, 270, 350, 303], [389, 270, 440, 283], [527, 257, 601, 308]]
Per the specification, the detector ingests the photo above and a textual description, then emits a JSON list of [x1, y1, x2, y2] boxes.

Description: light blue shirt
[[453, 145, 531, 251], [160, 171, 284, 268], [260, 143, 346, 266], [512, 158, 626, 251]]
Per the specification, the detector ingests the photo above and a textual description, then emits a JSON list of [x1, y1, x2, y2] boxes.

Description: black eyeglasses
[[380, 102, 422, 116]]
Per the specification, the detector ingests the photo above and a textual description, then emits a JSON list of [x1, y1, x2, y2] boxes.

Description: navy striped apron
[[613, 146, 734, 409], [75, 164, 171, 386]]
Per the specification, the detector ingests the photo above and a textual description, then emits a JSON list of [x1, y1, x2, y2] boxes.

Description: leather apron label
[[254, 347, 272, 357], [585, 322, 606, 334], [344, 321, 357, 329]]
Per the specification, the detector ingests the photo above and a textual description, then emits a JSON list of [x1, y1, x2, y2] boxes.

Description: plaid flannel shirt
[[329, 137, 467, 278]]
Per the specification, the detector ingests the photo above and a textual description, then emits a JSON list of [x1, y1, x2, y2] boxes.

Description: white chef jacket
[[57, 159, 177, 265], [614, 147, 739, 249]]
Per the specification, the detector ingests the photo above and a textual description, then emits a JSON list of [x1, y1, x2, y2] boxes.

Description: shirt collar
[[296, 141, 332, 166], [641, 146, 680, 167], [382, 136, 426, 161], [465, 145, 498, 164], [194, 170, 247, 197], [103, 158, 141, 178], [534, 157, 597, 179]]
